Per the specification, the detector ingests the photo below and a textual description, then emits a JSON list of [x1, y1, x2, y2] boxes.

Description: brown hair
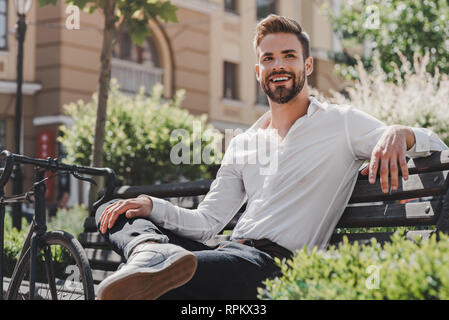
[[254, 14, 310, 60]]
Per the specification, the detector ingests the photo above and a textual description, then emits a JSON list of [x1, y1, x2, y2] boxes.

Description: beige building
[[0, 0, 344, 204]]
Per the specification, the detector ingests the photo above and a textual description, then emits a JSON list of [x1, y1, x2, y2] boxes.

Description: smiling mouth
[[269, 75, 292, 84]]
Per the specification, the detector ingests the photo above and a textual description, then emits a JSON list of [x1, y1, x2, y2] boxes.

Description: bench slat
[[337, 200, 441, 228], [358, 150, 449, 180], [329, 232, 393, 245], [404, 150, 449, 174], [350, 171, 449, 203], [329, 230, 434, 246], [113, 180, 213, 199], [84, 248, 122, 265], [78, 232, 108, 247]]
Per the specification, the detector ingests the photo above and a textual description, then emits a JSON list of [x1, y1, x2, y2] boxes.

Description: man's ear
[[255, 64, 261, 82], [305, 56, 314, 77]]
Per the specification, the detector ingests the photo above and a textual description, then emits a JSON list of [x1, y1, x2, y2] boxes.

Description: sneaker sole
[[97, 252, 197, 300]]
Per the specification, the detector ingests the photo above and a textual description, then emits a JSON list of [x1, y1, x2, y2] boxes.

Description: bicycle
[[0, 150, 116, 300]]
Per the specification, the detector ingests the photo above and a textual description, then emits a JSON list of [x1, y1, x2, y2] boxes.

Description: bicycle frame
[[0, 150, 116, 300]]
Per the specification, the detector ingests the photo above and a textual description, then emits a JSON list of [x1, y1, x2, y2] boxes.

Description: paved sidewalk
[[2, 276, 93, 300]]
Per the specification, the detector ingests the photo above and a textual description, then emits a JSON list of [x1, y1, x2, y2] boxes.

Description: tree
[[323, 0, 449, 81], [39, 0, 178, 204]]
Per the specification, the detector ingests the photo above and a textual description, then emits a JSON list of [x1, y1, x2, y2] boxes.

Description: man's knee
[[95, 199, 122, 228]]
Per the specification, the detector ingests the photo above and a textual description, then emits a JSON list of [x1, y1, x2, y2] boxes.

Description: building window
[[224, 0, 238, 14], [256, 84, 269, 106], [113, 28, 160, 68], [0, 0, 7, 50], [223, 61, 239, 100], [257, 0, 277, 20], [111, 28, 163, 95]]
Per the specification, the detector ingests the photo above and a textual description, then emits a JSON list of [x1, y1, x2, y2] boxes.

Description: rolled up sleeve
[[406, 127, 449, 158], [147, 137, 247, 242], [345, 107, 448, 160]]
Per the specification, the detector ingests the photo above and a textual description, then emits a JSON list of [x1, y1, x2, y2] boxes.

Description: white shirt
[[148, 97, 448, 253]]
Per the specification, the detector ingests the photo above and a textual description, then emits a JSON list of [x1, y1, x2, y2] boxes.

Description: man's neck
[[268, 90, 311, 139]]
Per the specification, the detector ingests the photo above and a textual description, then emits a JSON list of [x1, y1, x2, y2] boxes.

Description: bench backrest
[[330, 150, 449, 245]]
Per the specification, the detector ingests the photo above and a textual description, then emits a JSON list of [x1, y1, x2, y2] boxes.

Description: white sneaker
[[97, 243, 197, 300]]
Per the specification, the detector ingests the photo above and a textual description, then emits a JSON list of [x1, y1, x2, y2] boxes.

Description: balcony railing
[[111, 58, 163, 95]]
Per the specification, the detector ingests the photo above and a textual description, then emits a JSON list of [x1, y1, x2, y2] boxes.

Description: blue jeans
[[95, 199, 283, 300]]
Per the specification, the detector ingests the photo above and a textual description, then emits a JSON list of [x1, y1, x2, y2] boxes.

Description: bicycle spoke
[[43, 246, 58, 300]]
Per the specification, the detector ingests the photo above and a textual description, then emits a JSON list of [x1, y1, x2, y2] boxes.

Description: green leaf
[[157, 1, 178, 23], [128, 20, 149, 46]]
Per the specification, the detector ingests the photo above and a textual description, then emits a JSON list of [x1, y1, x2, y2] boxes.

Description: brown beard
[[261, 69, 305, 104]]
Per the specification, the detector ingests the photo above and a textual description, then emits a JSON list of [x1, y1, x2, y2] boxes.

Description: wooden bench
[[78, 150, 449, 291]]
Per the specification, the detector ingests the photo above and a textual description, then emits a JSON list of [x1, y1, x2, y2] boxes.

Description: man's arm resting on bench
[[361, 125, 448, 193]]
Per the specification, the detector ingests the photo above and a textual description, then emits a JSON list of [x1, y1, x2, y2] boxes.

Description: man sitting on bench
[[95, 14, 448, 300]]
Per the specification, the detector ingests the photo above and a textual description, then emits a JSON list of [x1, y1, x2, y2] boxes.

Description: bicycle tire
[[6, 230, 95, 300]]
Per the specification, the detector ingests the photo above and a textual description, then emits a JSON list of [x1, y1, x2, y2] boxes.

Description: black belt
[[234, 238, 293, 261]]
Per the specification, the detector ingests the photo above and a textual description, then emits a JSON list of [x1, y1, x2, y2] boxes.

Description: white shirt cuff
[[148, 196, 169, 223], [410, 127, 430, 153], [406, 127, 438, 158]]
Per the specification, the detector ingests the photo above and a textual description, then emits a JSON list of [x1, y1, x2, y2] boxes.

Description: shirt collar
[[249, 96, 327, 132], [307, 96, 327, 117]]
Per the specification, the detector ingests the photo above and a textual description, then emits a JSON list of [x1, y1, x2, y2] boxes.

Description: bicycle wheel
[[6, 230, 95, 300]]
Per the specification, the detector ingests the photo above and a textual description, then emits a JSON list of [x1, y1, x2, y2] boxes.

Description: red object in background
[[37, 130, 55, 200]]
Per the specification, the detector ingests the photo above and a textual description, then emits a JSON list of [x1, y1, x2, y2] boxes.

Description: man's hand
[[361, 125, 416, 194], [99, 195, 153, 234]]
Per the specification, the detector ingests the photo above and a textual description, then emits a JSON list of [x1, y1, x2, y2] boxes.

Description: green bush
[[59, 81, 223, 185], [3, 213, 29, 277], [258, 231, 449, 300]]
